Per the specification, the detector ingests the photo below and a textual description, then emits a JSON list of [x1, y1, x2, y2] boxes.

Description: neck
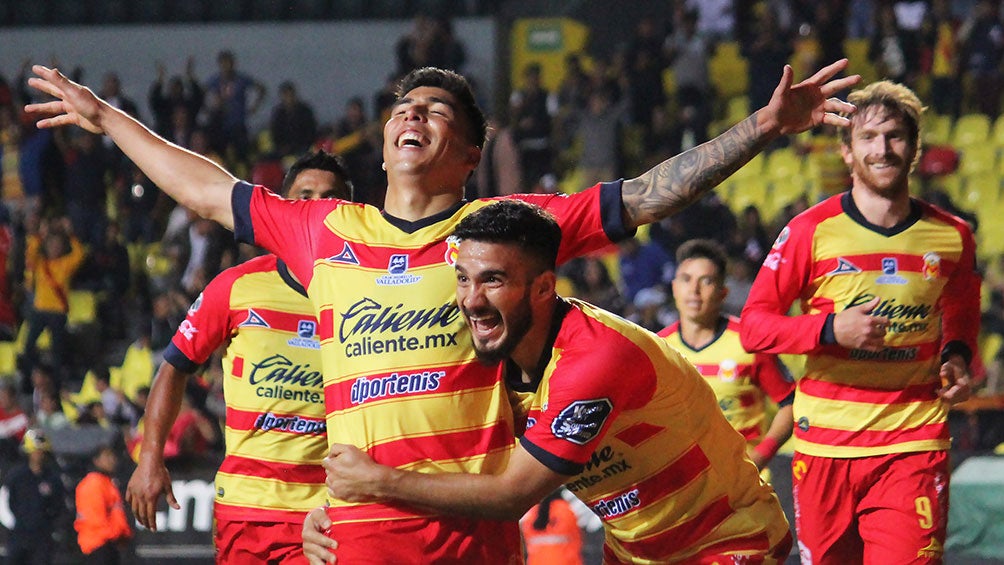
[[850, 183, 911, 227], [510, 296, 559, 375], [383, 173, 465, 221], [679, 316, 718, 349]]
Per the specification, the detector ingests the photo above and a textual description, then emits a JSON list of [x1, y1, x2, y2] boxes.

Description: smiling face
[[842, 105, 916, 198], [455, 240, 538, 365], [671, 256, 726, 326], [383, 86, 480, 190]]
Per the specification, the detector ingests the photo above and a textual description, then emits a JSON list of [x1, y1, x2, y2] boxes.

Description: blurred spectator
[[510, 63, 555, 191], [553, 53, 591, 153], [98, 72, 139, 121], [665, 8, 712, 130], [119, 166, 167, 244], [730, 204, 771, 266], [473, 116, 522, 198], [0, 381, 28, 460], [665, 104, 709, 157], [847, 0, 877, 39], [148, 57, 204, 139], [395, 15, 467, 75], [563, 256, 627, 315], [330, 96, 382, 206], [75, 444, 132, 564], [743, 6, 795, 111], [675, 193, 737, 247], [205, 50, 267, 163], [520, 489, 583, 565], [1, 105, 27, 206], [0, 201, 17, 341], [3, 429, 67, 564], [921, 0, 962, 117], [572, 87, 630, 189], [269, 81, 318, 159], [685, 0, 735, 41], [80, 221, 131, 340], [58, 129, 109, 247], [36, 389, 70, 430], [148, 290, 189, 361], [22, 217, 85, 385], [869, 3, 917, 86], [623, 16, 668, 135], [959, 0, 1004, 117], [721, 254, 757, 317], [617, 237, 673, 305]]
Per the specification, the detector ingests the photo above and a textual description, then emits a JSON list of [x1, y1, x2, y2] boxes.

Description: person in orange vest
[[520, 489, 583, 565], [75, 444, 132, 564]]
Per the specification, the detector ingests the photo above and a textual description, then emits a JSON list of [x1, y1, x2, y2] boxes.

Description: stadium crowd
[[0, 0, 1003, 562]]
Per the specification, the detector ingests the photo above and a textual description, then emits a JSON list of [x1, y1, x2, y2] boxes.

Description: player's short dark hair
[[395, 67, 487, 149], [453, 200, 562, 273], [281, 150, 353, 200], [676, 239, 728, 285]]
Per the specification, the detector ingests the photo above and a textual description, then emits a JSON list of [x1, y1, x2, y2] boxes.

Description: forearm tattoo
[[622, 110, 774, 227]]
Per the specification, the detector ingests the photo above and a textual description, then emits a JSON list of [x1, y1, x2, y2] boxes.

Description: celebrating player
[[27, 59, 856, 561]]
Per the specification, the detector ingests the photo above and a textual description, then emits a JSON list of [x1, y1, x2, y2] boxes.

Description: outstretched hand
[[24, 65, 106, 134], [761, 58, 861, 136]]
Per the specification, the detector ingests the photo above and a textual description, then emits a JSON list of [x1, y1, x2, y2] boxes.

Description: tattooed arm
[[621, 59, 860, 229]]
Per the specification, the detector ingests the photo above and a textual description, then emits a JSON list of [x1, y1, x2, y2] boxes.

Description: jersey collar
[[276, 258, 308, 298], [841, 191, 922, 236], [381, 200, 467, 234]]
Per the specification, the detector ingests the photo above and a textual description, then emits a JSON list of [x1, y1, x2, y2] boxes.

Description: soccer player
[[658, 239, 794, 471], [739, 80, 980, 563], [26, 60, 855, 561], [124, 151, 352, 564], [312, 200, 793, 563]]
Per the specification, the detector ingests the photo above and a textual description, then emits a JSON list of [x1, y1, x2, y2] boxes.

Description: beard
[[467, 294, 534, 366], [851, 154, 911, 196]]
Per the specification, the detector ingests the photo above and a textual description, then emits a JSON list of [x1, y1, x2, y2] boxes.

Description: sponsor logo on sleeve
[[188, 293, 203, 315], [178, 320, 198, 341], [552, 399, 613, 445]]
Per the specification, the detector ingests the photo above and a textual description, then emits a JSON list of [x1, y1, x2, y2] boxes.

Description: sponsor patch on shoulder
[[551, 399, 613, 445]]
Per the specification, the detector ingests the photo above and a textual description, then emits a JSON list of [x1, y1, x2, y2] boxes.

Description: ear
[[533, 270, 557, 303], [467, 146, 482, 169], [719, 284, 729, 302], [840, 142, 853, 168]]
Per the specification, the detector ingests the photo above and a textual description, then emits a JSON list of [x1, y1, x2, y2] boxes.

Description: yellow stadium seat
[[67, 290, 97, 327], [952, 113, 992, 148], [763, 147, 804, 181], [922, 113, 954, 146], [959, 144, 999, 176], [931, 173, 966, 203], [963, 172, 1002, 206], [71, 370, 102, 408], [992, 114, 1004, 146], [843, 38, 879, 84], [709, 41, 749, 100], [725, 96, 750, 125], [112, 341, 155, 401], [980, 332, 1003, 369], [0, 342, 16, 377]]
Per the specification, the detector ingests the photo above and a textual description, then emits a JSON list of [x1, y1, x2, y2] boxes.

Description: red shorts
[[324, 508, 522, 564], [215, 518, 308, 565], [791, 450, 949, 565]]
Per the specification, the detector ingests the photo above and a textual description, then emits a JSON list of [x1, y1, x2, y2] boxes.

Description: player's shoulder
[[916, 198, 975, 233], [656, 321, 680, 338]]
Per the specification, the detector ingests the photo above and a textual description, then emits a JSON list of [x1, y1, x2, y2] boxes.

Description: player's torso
[[214, 266, 328, 519]]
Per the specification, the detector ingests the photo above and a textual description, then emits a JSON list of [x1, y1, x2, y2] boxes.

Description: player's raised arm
[[25, 65, 237, 229], [621, 58, 859, 228]]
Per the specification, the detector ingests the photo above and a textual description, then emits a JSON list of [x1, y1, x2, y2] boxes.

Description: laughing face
[[455, 240, 536, 365], [383, 86, 480, 189], [842, 105, 917, 197]]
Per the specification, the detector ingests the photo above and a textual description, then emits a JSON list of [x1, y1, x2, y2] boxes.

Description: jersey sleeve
[[520, 332, 656, 476], [166, 269, 240, 372], [513, 181, 634, 263], [752, 352, 796, 404], [231, 181, 343, 285], [940, 217, 981, 364], [740, 219, 829, 354]]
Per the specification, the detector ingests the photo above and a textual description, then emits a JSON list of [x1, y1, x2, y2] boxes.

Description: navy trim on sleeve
[[163, 342, 200, 374], [520, 436, 585, 477], [232, 181, 256, 244], [599, 180, 636, 242], [778, 391, 795, 407], [820, 313, 837, 345], [941, 340, 973, 367]]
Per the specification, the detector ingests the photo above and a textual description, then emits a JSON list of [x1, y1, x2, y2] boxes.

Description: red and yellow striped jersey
[[521, 299, 790, 563], [164, 254, 327, 522], [658, 316, 794, 444], [233, 183, 625, 538], [741, 192, 980, 458]]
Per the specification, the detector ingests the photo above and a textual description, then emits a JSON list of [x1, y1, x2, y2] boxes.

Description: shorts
[[792, 450, 949, 565], [324, 508, 522, 564], [215, 518, 308, 565]]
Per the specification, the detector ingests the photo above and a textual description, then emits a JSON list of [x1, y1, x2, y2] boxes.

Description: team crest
[[239, 309, 270, 327], [922, 252, 941, 280], [718, 359, 738, 382], [327, 242, 360, 265], [828, 257, 862, 275], [376, 254, 422, 286], [444, 235, 461, 267], [876, 257, 908, 285]]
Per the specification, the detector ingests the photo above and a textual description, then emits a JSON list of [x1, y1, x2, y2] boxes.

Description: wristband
[[753, 436, 781, 461]]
